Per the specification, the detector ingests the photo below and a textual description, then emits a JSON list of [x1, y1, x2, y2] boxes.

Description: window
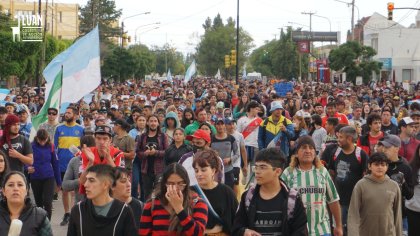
[[402, 69, 412, 82]]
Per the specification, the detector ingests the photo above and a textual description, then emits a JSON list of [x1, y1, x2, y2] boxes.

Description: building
[[362, 12, 420, 84], [0, 0, 79, 40]]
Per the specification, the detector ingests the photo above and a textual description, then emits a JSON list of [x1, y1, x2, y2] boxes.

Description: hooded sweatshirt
[[348, 175, 402, 236], [161, 111, 180, 144], [67, 199, 137, 236]]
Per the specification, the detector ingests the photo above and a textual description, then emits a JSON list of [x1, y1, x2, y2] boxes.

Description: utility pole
[[351, 0, 355, 40], [235, 0, 239, 85], [302, 11, 315, 81]]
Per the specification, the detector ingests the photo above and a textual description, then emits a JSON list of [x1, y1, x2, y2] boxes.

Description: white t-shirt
[[236, 116, 259, 148]]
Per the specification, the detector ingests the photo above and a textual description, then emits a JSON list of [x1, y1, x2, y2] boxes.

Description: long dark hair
[[410, 145, 420, 184], [146, 114, 162, 134], [154, 163, 192, 234], [0, 150, 10, 186], [181, 108, 195, 128]]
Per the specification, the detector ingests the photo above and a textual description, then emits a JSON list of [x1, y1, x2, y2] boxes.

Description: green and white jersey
[[281, 166, 339, 236]]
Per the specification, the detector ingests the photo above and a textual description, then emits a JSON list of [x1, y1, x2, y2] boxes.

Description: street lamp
[[313, 14, 331, 32], [121, 11, 151, 47], [134, 22, 160, 43], [135, 26, 160, 44]]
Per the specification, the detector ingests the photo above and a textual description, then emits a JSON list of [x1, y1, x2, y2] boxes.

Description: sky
[[48, 0, 420, 54]]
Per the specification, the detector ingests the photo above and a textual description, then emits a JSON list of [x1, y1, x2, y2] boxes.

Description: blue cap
[[270, 101, 284, 112]]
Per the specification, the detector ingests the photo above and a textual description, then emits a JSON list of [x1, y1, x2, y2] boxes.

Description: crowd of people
[[0, 77, 419, 236]]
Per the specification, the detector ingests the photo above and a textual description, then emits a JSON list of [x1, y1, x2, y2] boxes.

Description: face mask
[[192, 145, 204, 153]]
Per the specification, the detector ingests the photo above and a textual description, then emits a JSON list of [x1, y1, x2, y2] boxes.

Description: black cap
[[95, 125, 112, 136], [111, 118, 130, 130]]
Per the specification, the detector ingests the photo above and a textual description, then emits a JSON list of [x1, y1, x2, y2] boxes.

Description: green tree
[[151, 44, 185, 75], [102, 46, 136, 81], [329, 41, 382, 84], [128, 44, 156, 79], [79, 0, 122, 41], [196, 14, 254, 76], [249, 28, 308, 80]]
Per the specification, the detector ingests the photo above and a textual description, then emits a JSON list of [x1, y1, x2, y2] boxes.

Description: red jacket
[[322, 112, 349, 127], [399, 137, 420, 162]]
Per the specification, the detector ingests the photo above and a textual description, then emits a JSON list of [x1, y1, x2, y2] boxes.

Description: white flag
[[184, 60, 196, 84]]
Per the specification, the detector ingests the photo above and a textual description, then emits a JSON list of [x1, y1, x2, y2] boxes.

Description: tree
[[329, 41, 382, 84], [151, 44, 185, 75], [0, 5, 72, 86], [128, 44, 156, 79], [79, 0, 122, 41], [196, 14, 254, 76], [249, 28, 308, 80], [102, 46, 136, 81]]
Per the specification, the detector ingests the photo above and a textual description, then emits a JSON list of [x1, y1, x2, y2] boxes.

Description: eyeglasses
[[252, 165, 277, 172], [48, 113, 57, 116], [166, 182, 187, 188]]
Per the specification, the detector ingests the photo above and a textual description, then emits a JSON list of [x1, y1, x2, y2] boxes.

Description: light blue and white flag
[[43, 25, 101, 106], [0, 89, 10, 101], [242, 63, 247, 80], [167, 69, 173, 83], [184, 60, 196, 84]]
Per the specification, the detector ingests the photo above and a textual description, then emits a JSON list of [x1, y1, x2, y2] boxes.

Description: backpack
[[333, 146, 362, 164], [244, 182, 298, 220]]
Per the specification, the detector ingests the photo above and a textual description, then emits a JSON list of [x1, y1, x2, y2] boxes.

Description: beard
[[65, 116, 74, 123], [149, 127, 157, 132]]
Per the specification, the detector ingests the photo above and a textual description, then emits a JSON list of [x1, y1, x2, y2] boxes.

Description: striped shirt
[[54, 122, 84, 172], [139, 198, 208, 236], [281, 166, 339, 236]]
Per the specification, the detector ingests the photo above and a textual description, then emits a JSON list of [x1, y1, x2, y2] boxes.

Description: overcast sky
[[52, 0, 420, 54]]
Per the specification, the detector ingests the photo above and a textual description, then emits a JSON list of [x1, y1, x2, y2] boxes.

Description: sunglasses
[[48, 112, 57, 115]]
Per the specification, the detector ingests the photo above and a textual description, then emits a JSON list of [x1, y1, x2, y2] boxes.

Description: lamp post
[[136, 26, 160, 44], [121, 11, 150, 47], [134, 22, 160, 43]]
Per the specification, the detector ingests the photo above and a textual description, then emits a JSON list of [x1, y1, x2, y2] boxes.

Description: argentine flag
[[242, 63, 247, 80], [184, 60, 196, 84], [43, 25, 101, 108]]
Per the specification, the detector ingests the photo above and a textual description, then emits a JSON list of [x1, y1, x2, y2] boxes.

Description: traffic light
[[230, 50, 237, 65], [387, 2, 394, 20], [224, 55, 231, 68]]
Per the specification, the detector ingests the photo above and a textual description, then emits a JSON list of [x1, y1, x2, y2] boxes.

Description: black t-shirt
[[1, 135, 32, 172], [202, 183, 238, 233], [254, 189, 287, 235], [381, 123, 399, 135], [128, 198, 143, 230], [146, 135, 158, 174], [322, 146, 368, 206]]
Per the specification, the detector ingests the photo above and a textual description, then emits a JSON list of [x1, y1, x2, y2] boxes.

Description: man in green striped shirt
[[282, 136, 343, 236]]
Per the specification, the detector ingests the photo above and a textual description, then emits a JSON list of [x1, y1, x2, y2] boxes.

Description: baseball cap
[[215, 118, 232, 125], [216, 101, 225, 109], [378, 135, 401, 148], [95, 125, 112, 137], [186, 129, 211, 143], [270, 101, 283, 112], [399, 117, 415, 127], [303, 103, 310, 110], [111, 118, 130, 130], [110, 104, 118, 109], [410, 111, 420, 117]]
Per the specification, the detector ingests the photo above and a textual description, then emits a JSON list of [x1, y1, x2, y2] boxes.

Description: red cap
[[186, 129, 211, 143]]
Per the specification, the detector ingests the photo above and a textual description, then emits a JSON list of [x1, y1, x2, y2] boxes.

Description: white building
[[363, 12, 420, 84]]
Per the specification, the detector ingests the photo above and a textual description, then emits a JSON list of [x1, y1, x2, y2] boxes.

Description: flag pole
[[58, 65, 63, 113]]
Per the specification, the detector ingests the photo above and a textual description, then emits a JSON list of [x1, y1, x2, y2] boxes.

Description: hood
[[163, 111, 180, 129], [364, 174, 391, 184], [85, 199, 127, 227]]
